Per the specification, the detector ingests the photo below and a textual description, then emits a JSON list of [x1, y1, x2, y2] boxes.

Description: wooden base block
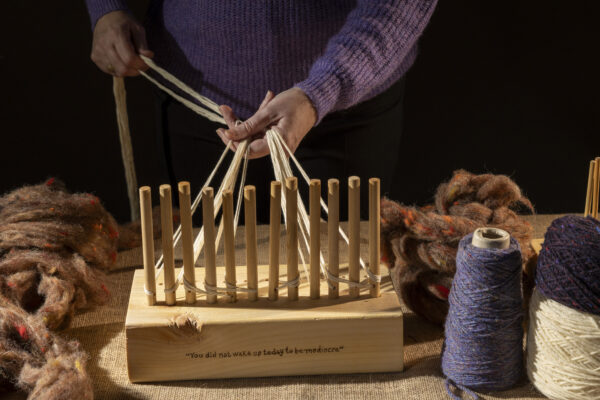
[[125, 264, 403, 382]]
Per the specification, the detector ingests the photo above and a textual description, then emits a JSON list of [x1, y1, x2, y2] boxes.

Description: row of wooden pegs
[[139, 176, 381, 306], [585, 157, 600, 219]]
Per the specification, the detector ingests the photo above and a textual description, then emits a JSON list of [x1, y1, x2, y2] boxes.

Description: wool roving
[[0, 293, 93, 399], [442, 231, 524, 398], [380, 170, 534, 324], [0, 179, 147, 399], [527, 215, 600, 400], [0, 180, 120, 328]]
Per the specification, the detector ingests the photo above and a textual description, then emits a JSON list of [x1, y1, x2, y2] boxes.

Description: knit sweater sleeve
[[85, 0, 129, 29], [296, 0, 438, 123]]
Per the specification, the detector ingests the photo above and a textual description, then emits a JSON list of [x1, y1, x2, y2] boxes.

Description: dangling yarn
[[442, 231, 524, 398], [527, 215, 600, 400]]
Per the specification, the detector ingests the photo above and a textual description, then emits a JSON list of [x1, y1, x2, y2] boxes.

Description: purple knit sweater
[[86, 1, 437, 123]]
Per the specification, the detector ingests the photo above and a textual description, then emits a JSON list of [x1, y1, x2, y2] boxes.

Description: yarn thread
[[535, 215, 600, 315], [113, 77, 139, 221], [527, 214, 600, 400], [442, 232, 524, 398], [527, 289, 600, 400]]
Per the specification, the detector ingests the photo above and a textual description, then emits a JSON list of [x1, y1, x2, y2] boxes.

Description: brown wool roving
[[381, 170, 535, 325], [0, 179, 143, 399]]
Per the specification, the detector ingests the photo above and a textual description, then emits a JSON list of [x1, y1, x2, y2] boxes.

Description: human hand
[[216, 87, 317, 159], [90, 10, 154, 77]]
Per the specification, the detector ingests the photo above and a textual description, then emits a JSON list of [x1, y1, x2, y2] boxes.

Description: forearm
[[296, 0, 438, 123], [85, 0, 129, 29]]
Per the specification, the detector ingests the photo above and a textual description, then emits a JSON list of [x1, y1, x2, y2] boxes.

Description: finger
[[216, 129, 242, 152], [258, 90, 275, 110], [91, 51, 112, 75], [224, 107, 273, 141], [114, 33, 145, 73], [247, 138, 270, 159], [219, 105, 239, 129], [216, 128, 235, 151], [91, 43, 118, 75], [104, 46, 132, 77], [130, 25, 154, 69]]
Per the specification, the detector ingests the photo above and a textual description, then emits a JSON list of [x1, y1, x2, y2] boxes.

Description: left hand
[[216, 87, 317, 159]]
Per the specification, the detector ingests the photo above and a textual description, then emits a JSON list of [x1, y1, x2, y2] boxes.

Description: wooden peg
[[159, 185, 176, 305], [592, 157, 600, 219], [585, 160, 595, 217], [244, 186, 258, 301], [369, 178, 381, 298], [268, 181, 282, 301], [328, 179, 340, 299], [310, 179, 321, 300], [202, 187, 217, 304], [178, 182, 196, 304], [223, 190, 236, 302], [348, 176, 360, 298], [286, 177, 299, 301], [140, 186, 156, 306]]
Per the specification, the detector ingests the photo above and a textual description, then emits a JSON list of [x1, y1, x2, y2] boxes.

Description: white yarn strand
[[527, 288, 600, 400], [139, 55, 225, 124]]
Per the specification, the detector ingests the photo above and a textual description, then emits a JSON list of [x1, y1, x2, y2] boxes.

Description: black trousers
[[154, 78, 405, 223]]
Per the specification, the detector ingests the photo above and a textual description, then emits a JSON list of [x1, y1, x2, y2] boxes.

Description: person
[[86, 1, 438, 221]]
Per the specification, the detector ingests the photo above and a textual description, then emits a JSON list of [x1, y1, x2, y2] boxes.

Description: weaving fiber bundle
[[380, 170, 534, 324], [527, 215, 600, 400], [442, 231, 524, 398], [0, 180, 146, 399]]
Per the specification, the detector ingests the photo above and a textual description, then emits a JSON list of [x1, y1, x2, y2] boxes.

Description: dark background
[[1, 1, 599, 222]]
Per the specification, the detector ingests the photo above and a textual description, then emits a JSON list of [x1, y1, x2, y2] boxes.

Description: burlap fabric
[[6, 215, 560, 400]]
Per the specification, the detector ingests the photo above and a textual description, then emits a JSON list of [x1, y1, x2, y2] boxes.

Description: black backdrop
[[2, 1, 599, 222]]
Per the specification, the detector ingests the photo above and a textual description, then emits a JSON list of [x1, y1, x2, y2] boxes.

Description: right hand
[[90, 11, 154, 77]]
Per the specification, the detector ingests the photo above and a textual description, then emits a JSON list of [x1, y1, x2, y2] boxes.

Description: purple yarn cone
[[536, 215, 600, 316], [442, 233, 524, 393]]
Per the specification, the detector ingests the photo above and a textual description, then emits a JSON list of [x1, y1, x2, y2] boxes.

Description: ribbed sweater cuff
[[295, 67, 342, 126], [86, 0, 129, 29]]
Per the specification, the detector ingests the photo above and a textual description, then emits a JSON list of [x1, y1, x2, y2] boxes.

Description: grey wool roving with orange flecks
[[380, 170, 536, 325], [0, 179, 157, 399]]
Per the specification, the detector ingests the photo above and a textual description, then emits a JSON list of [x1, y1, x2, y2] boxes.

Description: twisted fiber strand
[[112, 77, 139, 221], [442, 233, 524, 396], [527, 288, 600, 400], [536, 215, 600, 315]]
